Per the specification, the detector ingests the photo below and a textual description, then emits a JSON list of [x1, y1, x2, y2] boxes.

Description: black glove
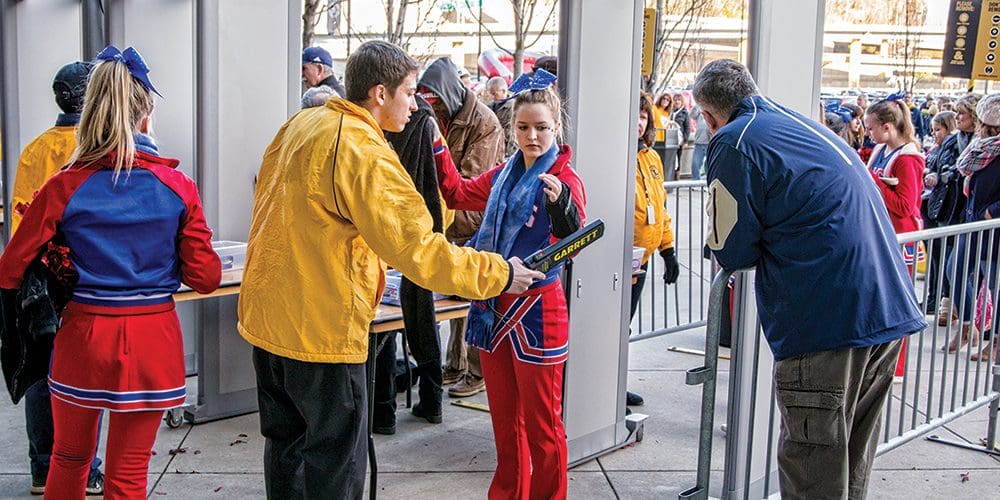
[[661, 247, 680, 285]]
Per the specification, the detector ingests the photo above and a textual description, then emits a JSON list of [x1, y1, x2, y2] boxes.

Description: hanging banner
[[642, 8, 656, 77], [971, 0, 1000, 79], [942, 0, 1000, 80], [942, 0, 982, 78]]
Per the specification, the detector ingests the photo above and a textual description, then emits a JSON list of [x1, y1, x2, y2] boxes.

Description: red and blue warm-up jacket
[[0, 149, 220, 306]]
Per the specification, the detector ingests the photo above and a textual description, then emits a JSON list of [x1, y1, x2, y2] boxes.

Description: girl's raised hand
[[539, 173, 562, 203]]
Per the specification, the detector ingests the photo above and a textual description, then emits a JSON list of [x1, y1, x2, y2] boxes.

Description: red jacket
[[867, 142, 925, 234]]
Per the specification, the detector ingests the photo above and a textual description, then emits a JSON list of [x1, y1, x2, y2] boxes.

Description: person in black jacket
[[946, 94, 1000, 358], [935, 94, 982, 326], [922, 111, 964, 316], [372, 95, 451, 434]]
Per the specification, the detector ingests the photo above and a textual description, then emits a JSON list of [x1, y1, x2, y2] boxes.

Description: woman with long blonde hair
[[436, 73, 585, 499], [0, 46, 220, 498]]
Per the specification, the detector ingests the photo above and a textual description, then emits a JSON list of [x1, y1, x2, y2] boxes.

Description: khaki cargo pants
[[774, 339, 903, 500]]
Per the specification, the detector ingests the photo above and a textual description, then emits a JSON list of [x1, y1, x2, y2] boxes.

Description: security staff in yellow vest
[[237, 41, 543, 499], [626, 93, 681, 409]]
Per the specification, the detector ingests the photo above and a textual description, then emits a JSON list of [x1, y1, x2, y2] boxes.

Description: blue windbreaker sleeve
[[705, 143, 765, 270]]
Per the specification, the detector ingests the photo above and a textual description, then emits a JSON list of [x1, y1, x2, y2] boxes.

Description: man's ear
[[703, 108, 721, 133], [368, 84, 387, 106]]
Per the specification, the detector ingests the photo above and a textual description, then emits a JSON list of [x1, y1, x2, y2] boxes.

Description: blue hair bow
[[508, 68, 557, 94], [882, 91, 906, 103], [95, 45, 162, 97], [498, 68, 557, 104], [825, 103, 854, 124]]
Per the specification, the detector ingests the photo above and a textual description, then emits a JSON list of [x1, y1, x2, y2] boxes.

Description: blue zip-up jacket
[[0, 135, 221, 307], [706, 96, 926, 360]]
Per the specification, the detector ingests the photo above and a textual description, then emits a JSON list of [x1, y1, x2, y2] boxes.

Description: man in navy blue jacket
[[693, 59, 927, 499]]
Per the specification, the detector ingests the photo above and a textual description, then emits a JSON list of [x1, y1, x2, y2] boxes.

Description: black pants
[[374, 278, 446, 425], [925, 229, 955, 304], [629, 263, 647, 320], [373, 331, 398, 428], [253, 347, 367, 500], [397, 277, 445, 410], [400, 277, 443, 382]]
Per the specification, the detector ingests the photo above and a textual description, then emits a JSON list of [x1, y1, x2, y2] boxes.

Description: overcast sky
[[924, 0, 951, 27]]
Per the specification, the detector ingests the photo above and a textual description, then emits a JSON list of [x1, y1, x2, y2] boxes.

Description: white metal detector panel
[[560, 0, 644, 463], [102, 0, 201, 373], [104, 0, 196, 179], [190, 0, 300, 417], [750, 0, 826, 117], [3, 0, 82, 203]]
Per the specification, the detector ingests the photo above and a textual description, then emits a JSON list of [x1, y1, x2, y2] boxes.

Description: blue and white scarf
[[466, 144, 559, 348]]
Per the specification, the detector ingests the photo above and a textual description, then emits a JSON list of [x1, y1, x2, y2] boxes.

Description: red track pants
[[480, 339, 567, 500], [895, 263, 914, 377], [45, 398, 161, 499]]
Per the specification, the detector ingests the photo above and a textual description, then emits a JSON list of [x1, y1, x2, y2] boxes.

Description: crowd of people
[[2, 36, 996, 500], [648, 91, 713, 181], [822, 89, 1000, 363]]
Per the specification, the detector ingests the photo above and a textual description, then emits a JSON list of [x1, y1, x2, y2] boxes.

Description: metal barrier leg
[[924, 364, 1000, 456], [679, 270, 733, 500]]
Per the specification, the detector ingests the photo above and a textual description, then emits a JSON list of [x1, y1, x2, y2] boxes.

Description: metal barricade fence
[[630, 180, 711, 343], [683, 220, 1000, 500]]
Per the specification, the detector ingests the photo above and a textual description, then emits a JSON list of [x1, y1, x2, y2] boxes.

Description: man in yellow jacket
[[238, 41, 543, 499]]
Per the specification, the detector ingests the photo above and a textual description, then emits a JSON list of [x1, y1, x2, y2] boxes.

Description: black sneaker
[[372, 423, 396, 435], [411, 402, 443, 424], [86, 471, 104, 496], [626, 391, 644, 406], [30, 477, 44, 496]]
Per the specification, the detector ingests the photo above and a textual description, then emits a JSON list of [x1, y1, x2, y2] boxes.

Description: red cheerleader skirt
[[47, 301, 186, 412]]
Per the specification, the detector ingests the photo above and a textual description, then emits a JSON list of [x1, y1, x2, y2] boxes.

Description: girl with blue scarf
[[436, 85, 585, 499]]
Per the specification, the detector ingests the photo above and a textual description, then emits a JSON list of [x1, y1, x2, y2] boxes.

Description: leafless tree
[[383, 0, 446, 50], [646, 0, 743, 95], [466, 0, 560, 78], [311, 1, 448, 57], [648, 0, 706, 94], [826, 0, 928, 91], [304, 0, 346, 48]]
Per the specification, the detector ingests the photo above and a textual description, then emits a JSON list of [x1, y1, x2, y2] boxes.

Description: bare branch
[[663, 0, 703, 82], [652, 0, 707, 89], [525, 0, 538, 35], [404, 0, 448, 49], [525, 0, 558, 49], [463, 0, 513, 53]]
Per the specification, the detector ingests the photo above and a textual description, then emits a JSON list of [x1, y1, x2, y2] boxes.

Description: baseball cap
[[52, 61, 94, 113], [302, 46, 333, 67]]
